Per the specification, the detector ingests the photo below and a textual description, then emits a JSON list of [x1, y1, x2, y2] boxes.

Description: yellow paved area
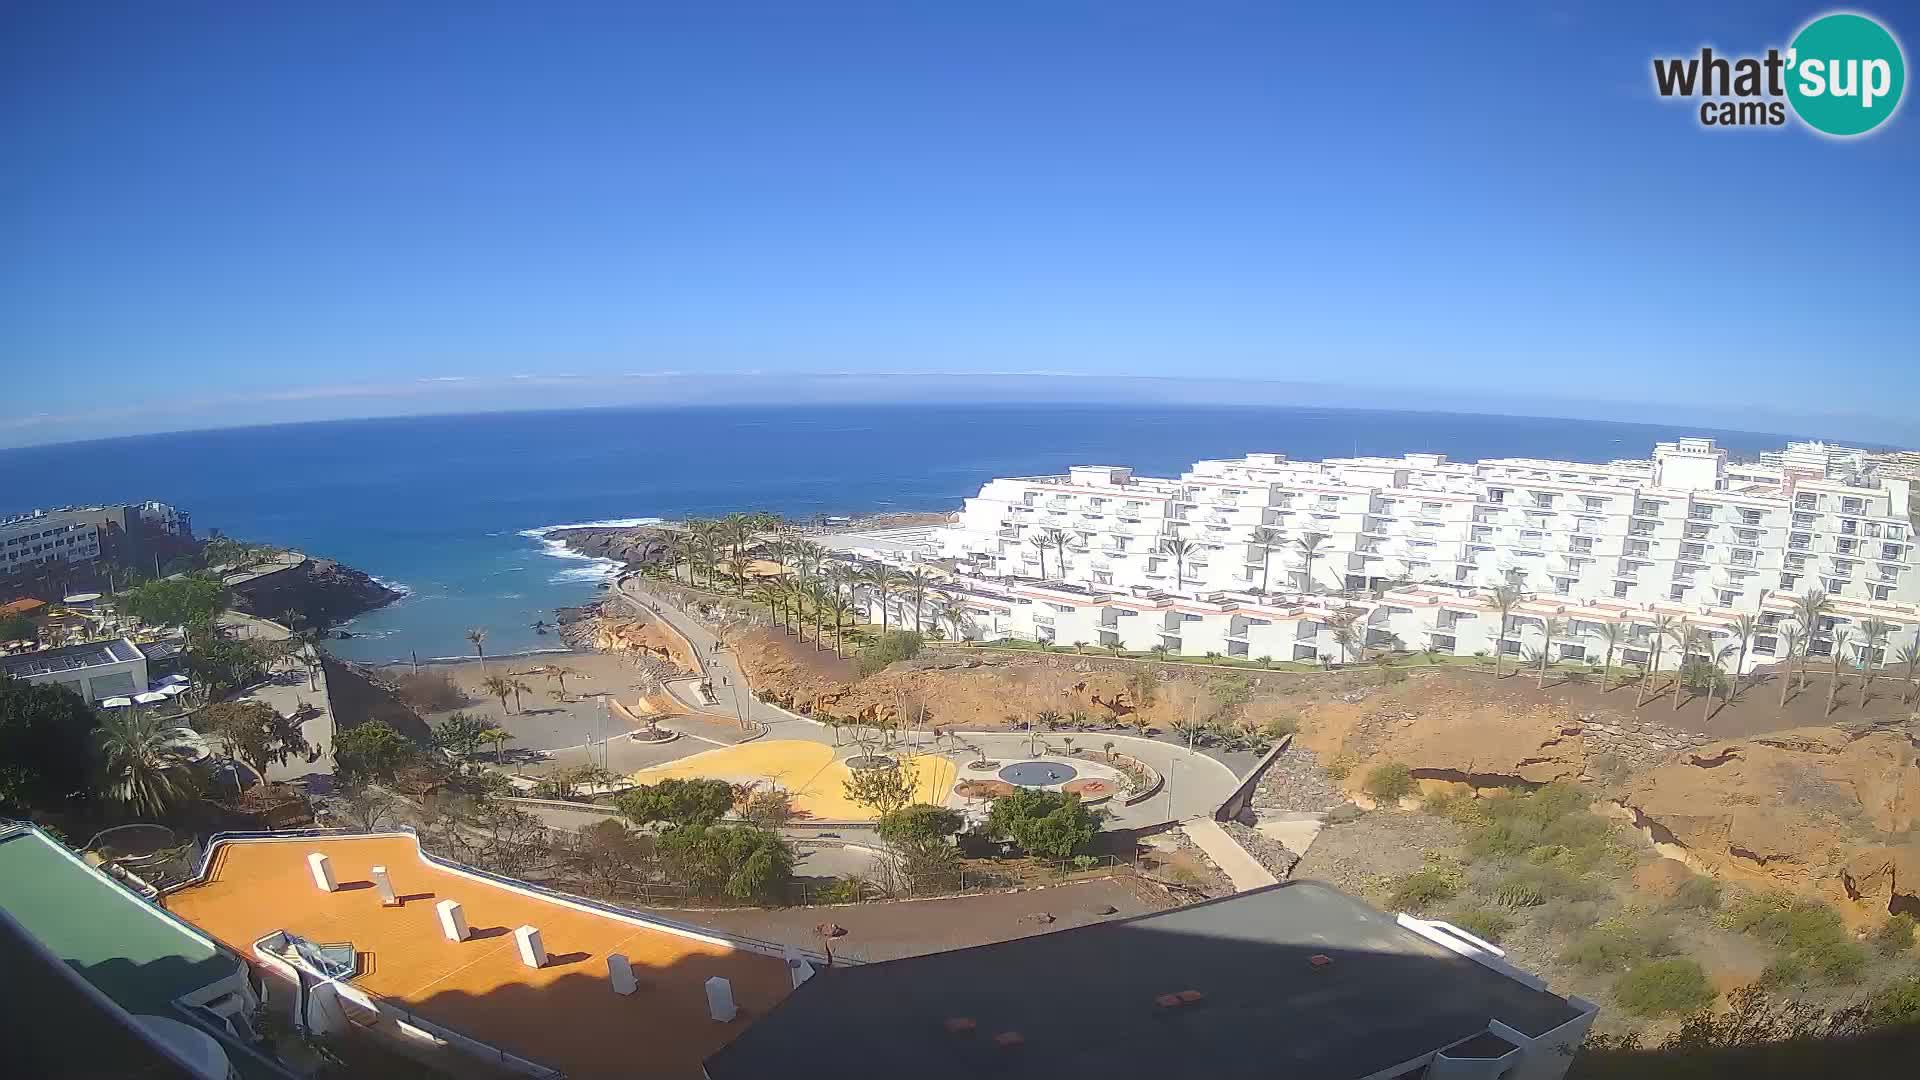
[[629, 739, 957, 821], [166, 835, 790, 1079]]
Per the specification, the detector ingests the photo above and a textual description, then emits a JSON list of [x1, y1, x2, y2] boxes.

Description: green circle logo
[[1787, 13, 1906, 136]]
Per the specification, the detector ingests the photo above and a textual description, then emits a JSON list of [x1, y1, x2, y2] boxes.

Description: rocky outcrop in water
[[549, 526, 678, 568], [228, 557, 403, 630]]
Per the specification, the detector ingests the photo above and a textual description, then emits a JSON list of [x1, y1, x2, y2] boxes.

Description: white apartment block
[[929, 438, 1920, 675], [1, 510, 102, 573]]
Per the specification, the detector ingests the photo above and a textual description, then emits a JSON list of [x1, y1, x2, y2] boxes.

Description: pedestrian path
[[1182, 817, 1279, 892]]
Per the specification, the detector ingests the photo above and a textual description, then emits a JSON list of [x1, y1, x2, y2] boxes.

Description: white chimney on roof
[[608, 954, 638, 995], [435, 899, 470, 942], [370, 865, 398, 906], [706, 976, 737, 1022], [514, 925, 546, 969], [306, 853, 335, 893]]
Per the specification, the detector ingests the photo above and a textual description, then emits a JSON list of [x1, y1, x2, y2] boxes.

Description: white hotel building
[[928, 438, 1918, 674]]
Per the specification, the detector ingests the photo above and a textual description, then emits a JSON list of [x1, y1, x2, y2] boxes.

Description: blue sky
[[3, 1, 1915, 448]]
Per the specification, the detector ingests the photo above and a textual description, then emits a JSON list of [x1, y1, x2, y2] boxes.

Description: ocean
[[0, 404, 1805, 663]]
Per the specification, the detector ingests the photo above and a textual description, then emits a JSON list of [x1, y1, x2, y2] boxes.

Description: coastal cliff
[[228, 556, 404, 630]]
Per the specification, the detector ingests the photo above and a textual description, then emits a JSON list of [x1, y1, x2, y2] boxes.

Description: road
[[602, 576, 1246, 826]]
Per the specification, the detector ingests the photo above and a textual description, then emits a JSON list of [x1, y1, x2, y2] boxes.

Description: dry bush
[[391, 670, 468, 712]]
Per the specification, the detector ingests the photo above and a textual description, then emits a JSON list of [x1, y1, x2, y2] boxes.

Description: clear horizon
[[6, 2, 1916, 448]]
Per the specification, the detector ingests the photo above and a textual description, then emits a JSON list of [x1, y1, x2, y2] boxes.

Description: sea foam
[[520, 516, 659, 584]]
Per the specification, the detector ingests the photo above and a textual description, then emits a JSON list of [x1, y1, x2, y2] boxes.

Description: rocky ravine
[[1617, 725, 1920, 921], [227, 557, 404, 630]]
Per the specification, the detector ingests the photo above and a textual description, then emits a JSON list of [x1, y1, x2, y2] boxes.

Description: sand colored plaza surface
[[627, 739, 958, 820]]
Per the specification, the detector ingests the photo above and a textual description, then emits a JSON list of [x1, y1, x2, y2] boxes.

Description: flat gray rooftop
[[0, 637, 142, 678], [705, 880, 1582, 1080]]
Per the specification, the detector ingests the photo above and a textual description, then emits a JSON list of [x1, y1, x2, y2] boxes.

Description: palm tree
[[1595, 621, 1626, 690], [1777, 623, 1807, 708], [1534, 616, 1565, 687], [1249, 527, 1284, 593], [1893, 638, 1920, 704], [1793, 589, 1831, 692], [1489, 585, 1523, 677], [481, 673, 515, 713], [827, 594, 853, 658], [1639, 615, 1676, 707], [94, 710, 199, 817], [1053, 530, 1076, 580], [1700, 643, 1736, 721], [752, 582, 785, 628], [793, 540, 825, 585], [1159, 537, 1196, 592], [1294, 532, 1329, 593], [807, 581, 830, 650], [1855, 617, 1894, 699], [465, 626, 488, 669], [931, 589, 972, 642], [860, 564, 896, 631], [1725, 614, 1758, 700], [723, 512, 755, 581], [1332, 617, 1365, 665], [1825, 627, 1854, 716], [898, 567, 934, 634], [1026, 535, 1052, 580], [546, 664, 579, 699], [1665, 620, 1694, 710]]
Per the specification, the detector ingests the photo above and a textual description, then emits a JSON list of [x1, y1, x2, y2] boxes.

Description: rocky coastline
[[227, 556, 405, 631], [547, 525, 678, 568]]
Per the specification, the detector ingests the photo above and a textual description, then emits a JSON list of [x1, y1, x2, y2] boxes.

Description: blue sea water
[[0, 404, 1803, 662]]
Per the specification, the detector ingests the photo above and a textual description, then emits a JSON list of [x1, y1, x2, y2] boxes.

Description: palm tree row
[[1478, 585, 1914, 720], [666, 512, 786, 592]]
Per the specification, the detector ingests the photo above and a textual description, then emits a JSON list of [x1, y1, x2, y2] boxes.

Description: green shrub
[[1388, 867, 1461, 912], [984, 788, 1099, 859], [1615, 958, 1716, 1018], [1323, 753, 1358, 781], [1721, 892, 1867, 984], [1756, 953, 1809, 991], [856, 630, 924, 676], [1869, 977, 1920, 1027], [1537, 899, 1603, 934], [1494, 864, 1599, 909], [1668, 874, 1723, 913], [817, 876, 870, 904], [1449, 907, 1514, 943], [1423, 791, 1492, 828], [1562, 917, 1677, 974], [1588, 752, 1631, 786], [1363, 762, 1415, 802], [1871, 913, 1916, 957], [1261, 713, 1300, 739]]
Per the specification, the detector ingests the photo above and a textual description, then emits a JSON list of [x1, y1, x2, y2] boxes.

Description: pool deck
[[165, 834, 793, 1079]]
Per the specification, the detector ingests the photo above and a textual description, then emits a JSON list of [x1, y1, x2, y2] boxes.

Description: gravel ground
[[1288, 809, 1467, 900], [1251, 744, 1349, 813], [1221, 820, 1300, 878]]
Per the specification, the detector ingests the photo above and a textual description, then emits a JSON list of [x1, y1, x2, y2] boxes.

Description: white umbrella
[[133, 691, 169, 705], [159, 674, 190, 686], [100, 696, 133, 709], [151, 683, 187, 697]]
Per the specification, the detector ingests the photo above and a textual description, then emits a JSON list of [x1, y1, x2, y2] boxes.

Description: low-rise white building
[[0, 637, 148, 702]]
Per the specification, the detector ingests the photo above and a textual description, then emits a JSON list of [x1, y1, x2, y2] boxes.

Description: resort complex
[[915, 438, 1919, 675]]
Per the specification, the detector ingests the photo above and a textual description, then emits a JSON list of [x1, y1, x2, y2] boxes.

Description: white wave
[[497, 592, 524, 599], [371, 576, 414, 600], [517, 516, 662, 540], [549, 561, 619, 584]]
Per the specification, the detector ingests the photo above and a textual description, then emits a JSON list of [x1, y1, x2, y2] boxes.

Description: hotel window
[[1553, 578, 1572, 595], [1670, 584, 1688, 601], [1836, 538, 1857, 554], [1685, 523, 1711, 540], [1741, 509, 1763, 525], [1626, 539, 1651, 556], [1884, 544, 1904, 561], [1680, 543, 1705, 560], [1754, 635, 1778, 655], [1793, 512, 1817, 527], [1874, 585, 1894, 601], [1719, 590, 1738, 606], [1842, 497, 1865, 514], [1841, 519, 1858, 535], [1789, 532, 1811, 550], [1826, 577, 1846, 593], [1689, 504, 1717, 520], [1583, 496, 1606, 511], [1796, 493, 1819, 510], [1892, 526, 1908, 542], [1614, 581, 1630, 598]]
